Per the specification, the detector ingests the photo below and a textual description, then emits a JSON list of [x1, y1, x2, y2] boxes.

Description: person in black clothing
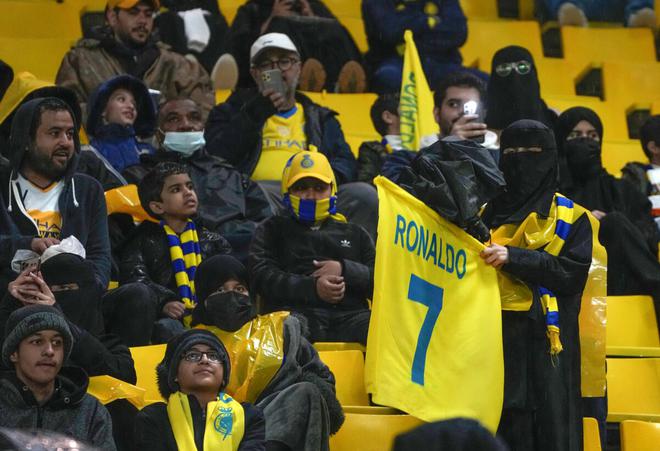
[[135, 329, 266, 450], [192, 254, 344, 451], [556, 107, 660, 302], [249, 151, 374, 344], [124, 97, 274, 261], [1, 266, 137, 451], [485, 46, 557, 133], [112, 162, 231, 345], [223, 0, 364, 92], [481, 120, 591, 451], [0, 97, 111, 298]]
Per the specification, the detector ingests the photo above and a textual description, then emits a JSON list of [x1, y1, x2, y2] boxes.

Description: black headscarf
[[554, 106, 606, 195], [0, 59, 13, 103], [485, 46, 554, 130], [191, 255, 255, 330], [393, 418, 508, 451], [40, 253, 104, 335], [482, 120, 558, 228]]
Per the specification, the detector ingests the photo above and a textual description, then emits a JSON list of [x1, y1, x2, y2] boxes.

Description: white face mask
[[162, 131, 206, 157]]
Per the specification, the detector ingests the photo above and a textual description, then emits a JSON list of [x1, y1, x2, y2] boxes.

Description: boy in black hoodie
[[0, 304, 116, 450], [112, 162, 231, 345]]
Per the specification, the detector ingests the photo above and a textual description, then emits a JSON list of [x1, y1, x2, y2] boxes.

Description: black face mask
[[500, 151, 555, 204], [205, 292, 256, 332], [564, 137, 602, 181]]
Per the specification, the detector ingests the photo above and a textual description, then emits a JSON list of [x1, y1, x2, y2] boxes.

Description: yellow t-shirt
[[253, 103, 307, 181], [15, 174, 63, 239]]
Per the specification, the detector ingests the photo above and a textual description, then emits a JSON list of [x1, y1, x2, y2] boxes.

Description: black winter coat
[[117, 220, 231, 309], [135, 396, 265, 451], [204, 89, 357, 185], [249, 215, 375, 312]]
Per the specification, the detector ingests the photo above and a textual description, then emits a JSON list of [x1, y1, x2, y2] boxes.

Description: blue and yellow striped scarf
[[491, 194, 577, 355], [162, 220, 202, 314]]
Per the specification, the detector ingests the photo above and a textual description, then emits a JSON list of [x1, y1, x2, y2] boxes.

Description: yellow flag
[[399, 30, 438, 151], [365, 177, 503, 432]]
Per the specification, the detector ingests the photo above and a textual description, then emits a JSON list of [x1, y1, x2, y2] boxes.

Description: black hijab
[[191, 254, 255, 329], [482, 120, 558, 228], [485, 46, 554, 130]]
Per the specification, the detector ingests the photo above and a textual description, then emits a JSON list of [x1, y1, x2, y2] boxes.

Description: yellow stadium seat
[[329, 413, 424, 451], [304, 91, 380, 156], [461, 20, 544, 71], [104, 184, 154, 223], [322, 0, 368, 54], [607, 357, 660, 422], [460, 0, 498, 19], [620, 420, 660, 451], [535, 58, 590, 97], [216, 0, 244, 25], [583, 417, 602, 451], [602, 141, 650, 178], [606, 295, 660, 357], [0, 1, 82, 39], [561, 27, 656, 64], [216, 89, 231, 105], [0, 37, 74, 83], [653, 101, 660, 116], [601, 62, 660, 112], [314, 342, 366, 352], [130, 344, 167, 406], [544, 94, 629, 142], [318, 350, 370, 406]]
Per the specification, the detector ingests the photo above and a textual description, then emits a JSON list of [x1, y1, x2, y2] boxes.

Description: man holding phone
[[206, 32, 357, 185]]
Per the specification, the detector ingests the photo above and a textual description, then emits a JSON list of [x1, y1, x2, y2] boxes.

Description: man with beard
[[0, 97, 111, 297], [55, 0, 214, 118]]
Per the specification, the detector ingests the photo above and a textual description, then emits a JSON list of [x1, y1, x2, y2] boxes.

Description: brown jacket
[[55, 38, 215, 118]]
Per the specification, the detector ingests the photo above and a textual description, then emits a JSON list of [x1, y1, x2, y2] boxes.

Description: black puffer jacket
[[117, 220, 231, 309], [249, 215, 374, 312], [204, 89, 357, 185]]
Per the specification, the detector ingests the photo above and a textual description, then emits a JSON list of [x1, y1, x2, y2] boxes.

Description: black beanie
[[156, 329, 231, 399], [2, 305, 73, 366]]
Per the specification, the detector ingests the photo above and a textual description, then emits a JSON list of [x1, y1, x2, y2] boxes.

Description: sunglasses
[[181, 350, 223, 363], [495, 60, 532, 77]]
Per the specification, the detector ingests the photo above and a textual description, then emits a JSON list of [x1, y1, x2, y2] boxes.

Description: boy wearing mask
[[249, 151, 374, 345], [112, 162, 231, 345]]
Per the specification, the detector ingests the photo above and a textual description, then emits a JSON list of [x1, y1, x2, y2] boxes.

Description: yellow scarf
[[491, 194, 579, 354], [196, 312, 288, 403], [167, 391, 245, 451]]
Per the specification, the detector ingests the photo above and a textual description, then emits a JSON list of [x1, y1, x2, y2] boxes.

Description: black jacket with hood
[[0, 367, 116, 450], [0, 98, 111, 291], [204, 88, 357, 185]]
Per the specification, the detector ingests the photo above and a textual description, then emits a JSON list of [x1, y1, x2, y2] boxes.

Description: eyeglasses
[[181, 350, 223, 363], [495, 60, 532, 77], [255, 57, 299, 72]]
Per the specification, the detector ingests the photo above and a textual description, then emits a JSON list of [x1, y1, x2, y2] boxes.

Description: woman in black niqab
[[556, 106, 660, 299], [485, 46, 557, 131]]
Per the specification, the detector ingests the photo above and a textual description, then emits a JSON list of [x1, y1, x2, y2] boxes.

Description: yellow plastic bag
[[88, 375, 146, 409], [197, 312, 288, 403]]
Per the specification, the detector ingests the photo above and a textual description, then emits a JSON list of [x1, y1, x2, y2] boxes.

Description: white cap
[[250, 33, 299, 64]]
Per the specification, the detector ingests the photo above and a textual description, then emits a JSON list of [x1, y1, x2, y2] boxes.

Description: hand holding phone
[[452, 100, 486, 143], [260, 69, 292, 111]]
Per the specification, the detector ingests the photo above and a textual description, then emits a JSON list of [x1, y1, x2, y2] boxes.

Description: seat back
[[329, 413, 423, 451], [606, 357, 660, 422], [318, 350, 369, 406], [460, 20, 544, 71], [620, 420, 660, 451], [583, 417, 602, 451], [561, 27, 656, 64], [607, 296, 660, 348], [130, 344, 167, 406]]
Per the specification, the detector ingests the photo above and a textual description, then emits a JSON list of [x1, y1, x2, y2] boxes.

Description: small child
[[249, 151, 374, 345], [86, 74, 156, 173], [112, 162, 231, 345]]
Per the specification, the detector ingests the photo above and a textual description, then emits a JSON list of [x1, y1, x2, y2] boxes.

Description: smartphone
[[463, 100, 485, 144], [260, 69, 286, 96]]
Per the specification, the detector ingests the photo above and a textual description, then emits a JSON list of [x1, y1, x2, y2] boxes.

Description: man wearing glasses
[[205, 33, 381, 237]]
